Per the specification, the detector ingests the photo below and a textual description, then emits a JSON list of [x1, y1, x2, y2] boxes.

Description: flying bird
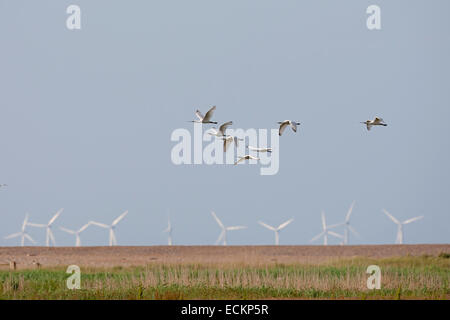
[[234, 155, 260, 165], [208, 121, 233, 137], [223, 135, 243, 152], [190, 105, 218, 124], [361, 117, 387, 131], [247, 146, 272, 153], [278, 120, 301, 136]]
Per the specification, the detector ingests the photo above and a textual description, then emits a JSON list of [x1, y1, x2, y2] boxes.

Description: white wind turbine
[[4, 214, 36, 246], [310, 212, 343, 246], [163, 216, 173, 246], [27, 208, 64, 247], [335, 201, 360, 245], [382, 209, 424, 244], [211, 211, 247, 245], [90, 210, 129, 246], [59, 222, 92, 247], [258, 218, 294, 245]]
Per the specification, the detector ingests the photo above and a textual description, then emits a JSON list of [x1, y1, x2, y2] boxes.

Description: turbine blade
[[4, 232, 22, 239], [211, 211, 224, 229], [402, 216, 424, 224], [277, 218, 294, 230], [382, 209, 400, 224], [348, 225, 360, 238], [258, 221, 276, 231], [215, 230, 225, 245], [345, 201, 355, 222], [112, 210, 128, 226], [22, 214, 30, 231], [24, 234, 36, 244], [89, 221, 110, 229], [27, 223, 46, 228], [48, 208, 64, 225], [321, 212, 327, 230], [226, 226, 247, 231], [310, 231, 325, 243], [59, 227, 76, 234], [78, 223, 91, 233], [328, 231, 344, 239]]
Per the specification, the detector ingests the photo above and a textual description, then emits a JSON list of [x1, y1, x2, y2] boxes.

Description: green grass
[[0, 255, 448, 300]]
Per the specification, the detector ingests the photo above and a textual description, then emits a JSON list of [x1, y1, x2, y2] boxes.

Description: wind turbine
[[163, 216, 173, 246], [90, 210, 129, 246], [59, 222, 92, 247], [211, 211, 246, 245], [27, 208, 64, 247], [258, 218, 294, 245], [335, 201, 360, 245], [4, 214, 36, 246], [310, 212, 343, 246], [382, 209, 424, 244]]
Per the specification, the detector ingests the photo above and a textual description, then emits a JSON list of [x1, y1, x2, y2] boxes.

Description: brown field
[[1, 244, 449, 269]]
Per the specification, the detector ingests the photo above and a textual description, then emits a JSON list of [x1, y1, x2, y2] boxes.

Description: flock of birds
[[1, 106, 419, 247], [0, 200, 424, 247], [188, 105, 387, 164]]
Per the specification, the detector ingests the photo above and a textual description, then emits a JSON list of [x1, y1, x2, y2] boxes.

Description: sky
[[0, 0, 449, 246]]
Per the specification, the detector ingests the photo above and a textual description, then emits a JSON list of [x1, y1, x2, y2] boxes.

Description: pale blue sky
[[0, 0, 449, 246]]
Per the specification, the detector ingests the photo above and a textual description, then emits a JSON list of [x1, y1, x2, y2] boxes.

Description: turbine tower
[[382, 209, 424, 244], [310, 212, 343, 246], [4, 213, 36, 246], [258, 218, 294, 245], [211, 211, 246, 246], [163, 216, 173, 246], [59, 222, 92, 247], [27, 208, 64, 247], [90, 210, 129, 246], [336, 201, 360, 245]]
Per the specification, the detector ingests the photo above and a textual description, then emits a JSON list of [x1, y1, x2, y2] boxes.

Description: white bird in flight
[[234, 155, 260, 165], [361, 117, 387, 131], [223, 135, 243, 152], [208, 121, 233, 137], [190, 105, 218, 124], [247, 146, 272, 153], [278, 120, 301, 136]]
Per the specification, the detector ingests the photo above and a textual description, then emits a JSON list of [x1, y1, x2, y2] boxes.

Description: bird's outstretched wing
[[195, 110, 204, 121], [289, 121, 297, 132], [203, 106, 216, 122], [223, 136, 233, 152], [219, 121, 233, 134], [234, 156, 246, 165], [279, 121, 289, 136]]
